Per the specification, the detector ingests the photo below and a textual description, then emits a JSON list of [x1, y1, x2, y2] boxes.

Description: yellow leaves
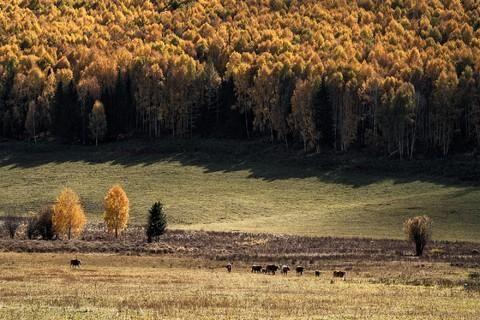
[[103, 185, 130, 238], [52, 188, 86, 240], [91, 100, 106, 121], [435, 70, 458, 91], [403, 215, 433, 246], [26, 66, 44, 93], [55, 56, 71, 70], [290, 79, 317, 150], [77, 76, 101, 102], [55, 68, 73, 88]]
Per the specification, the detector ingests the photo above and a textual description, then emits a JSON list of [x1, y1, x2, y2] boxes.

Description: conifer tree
[[146, 202, 168, 243]]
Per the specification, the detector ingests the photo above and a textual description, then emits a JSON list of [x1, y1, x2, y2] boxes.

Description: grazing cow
[[295, 266, 304, 275], [315, 270, 321, 277], [251, 265, 263, 273], [281, 265, 290, 275], [70, 259, 81, 268], [333, 271, 346, 278], [225, 263, 232, 273], [265, 264, 279, 275]]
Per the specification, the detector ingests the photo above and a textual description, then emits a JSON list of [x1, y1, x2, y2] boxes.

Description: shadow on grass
[[1, 139, 480, 189]]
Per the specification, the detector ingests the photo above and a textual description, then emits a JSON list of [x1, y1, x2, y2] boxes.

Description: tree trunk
[[33, 108, 37, 144], [244, 108, 250, 139], [415, 242, 423, 256]]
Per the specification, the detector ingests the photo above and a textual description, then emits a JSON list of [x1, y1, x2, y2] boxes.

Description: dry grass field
[[0, 252, 479, 320]]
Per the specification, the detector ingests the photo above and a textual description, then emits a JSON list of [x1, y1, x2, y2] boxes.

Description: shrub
[[27, 207, 56, 240], [146, 202, 167, 243], [404, 215, 432, 256], [26, 216, 36, 239], [2, 215, 24, 239]]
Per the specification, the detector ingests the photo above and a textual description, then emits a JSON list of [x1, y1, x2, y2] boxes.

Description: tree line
[[1, 0, 480, 158]]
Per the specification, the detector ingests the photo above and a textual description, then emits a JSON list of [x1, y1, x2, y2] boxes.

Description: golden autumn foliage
[[88, 100, 107, 146], [103, 185, 130, 238], [52, 188, 86, 240], [1, 0, 480, 157], [404, 215, 433, 256]]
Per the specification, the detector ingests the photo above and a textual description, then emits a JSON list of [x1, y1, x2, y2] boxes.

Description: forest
[[1, 0, 480, 158]]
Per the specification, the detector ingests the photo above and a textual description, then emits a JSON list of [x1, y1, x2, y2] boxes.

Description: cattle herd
[[227, 263, 346, 279], [69, 259, 346, 279]]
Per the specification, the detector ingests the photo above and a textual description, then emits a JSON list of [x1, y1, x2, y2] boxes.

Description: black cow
[[265, 264, 279, 275], [251, 265, 262, 273], [281, 265, 290, 275], [225, 263, 232, 273], [296, 266, 304, 275], [333, 271, 346, 278], [70, 259, 81, 268], [315, 270, 321, 277]]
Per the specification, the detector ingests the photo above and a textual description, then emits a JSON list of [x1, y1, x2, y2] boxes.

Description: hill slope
[[1, 140, 479, 241]]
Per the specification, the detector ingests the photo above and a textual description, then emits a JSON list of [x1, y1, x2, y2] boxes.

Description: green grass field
[[1, 140, 480, 241]]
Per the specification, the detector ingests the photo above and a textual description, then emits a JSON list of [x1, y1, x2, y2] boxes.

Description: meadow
[[1, 140, 480, 241], [0, 252, 479, 320]]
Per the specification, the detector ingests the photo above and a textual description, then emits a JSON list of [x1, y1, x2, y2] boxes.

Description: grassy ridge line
[[1, 139, 480, 241]]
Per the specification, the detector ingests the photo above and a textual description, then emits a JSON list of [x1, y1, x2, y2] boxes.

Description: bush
[[146, 202, 167, 243], [27, 207, 56, 240], [404, 215, 432, 256], [2, 216, 24, 239]]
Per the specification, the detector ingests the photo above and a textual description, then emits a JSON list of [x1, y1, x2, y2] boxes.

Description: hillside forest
[[1, 0, 480, 158]]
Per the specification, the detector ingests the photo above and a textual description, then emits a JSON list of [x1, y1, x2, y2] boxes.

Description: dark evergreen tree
[[104, 70, 135, 138], [277, 70, 295, 146], [313, 80, 334, 149], [216, 78, 245, 138], [0, 62, 15, 138], [52, 81, 81, 142], [146, 202, 167, 243]]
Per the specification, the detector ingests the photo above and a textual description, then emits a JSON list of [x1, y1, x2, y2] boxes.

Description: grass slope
[[0, 253, 479, 320], [1, 140, 479, 241]]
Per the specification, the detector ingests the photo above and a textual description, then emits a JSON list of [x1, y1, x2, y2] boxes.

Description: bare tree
[[3, 216, 24, 239], [27, 207, 56, 240]]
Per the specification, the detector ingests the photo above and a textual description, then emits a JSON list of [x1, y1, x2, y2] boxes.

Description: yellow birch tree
[[103, 184, 130, 239], [52, 188, 87, 240]]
